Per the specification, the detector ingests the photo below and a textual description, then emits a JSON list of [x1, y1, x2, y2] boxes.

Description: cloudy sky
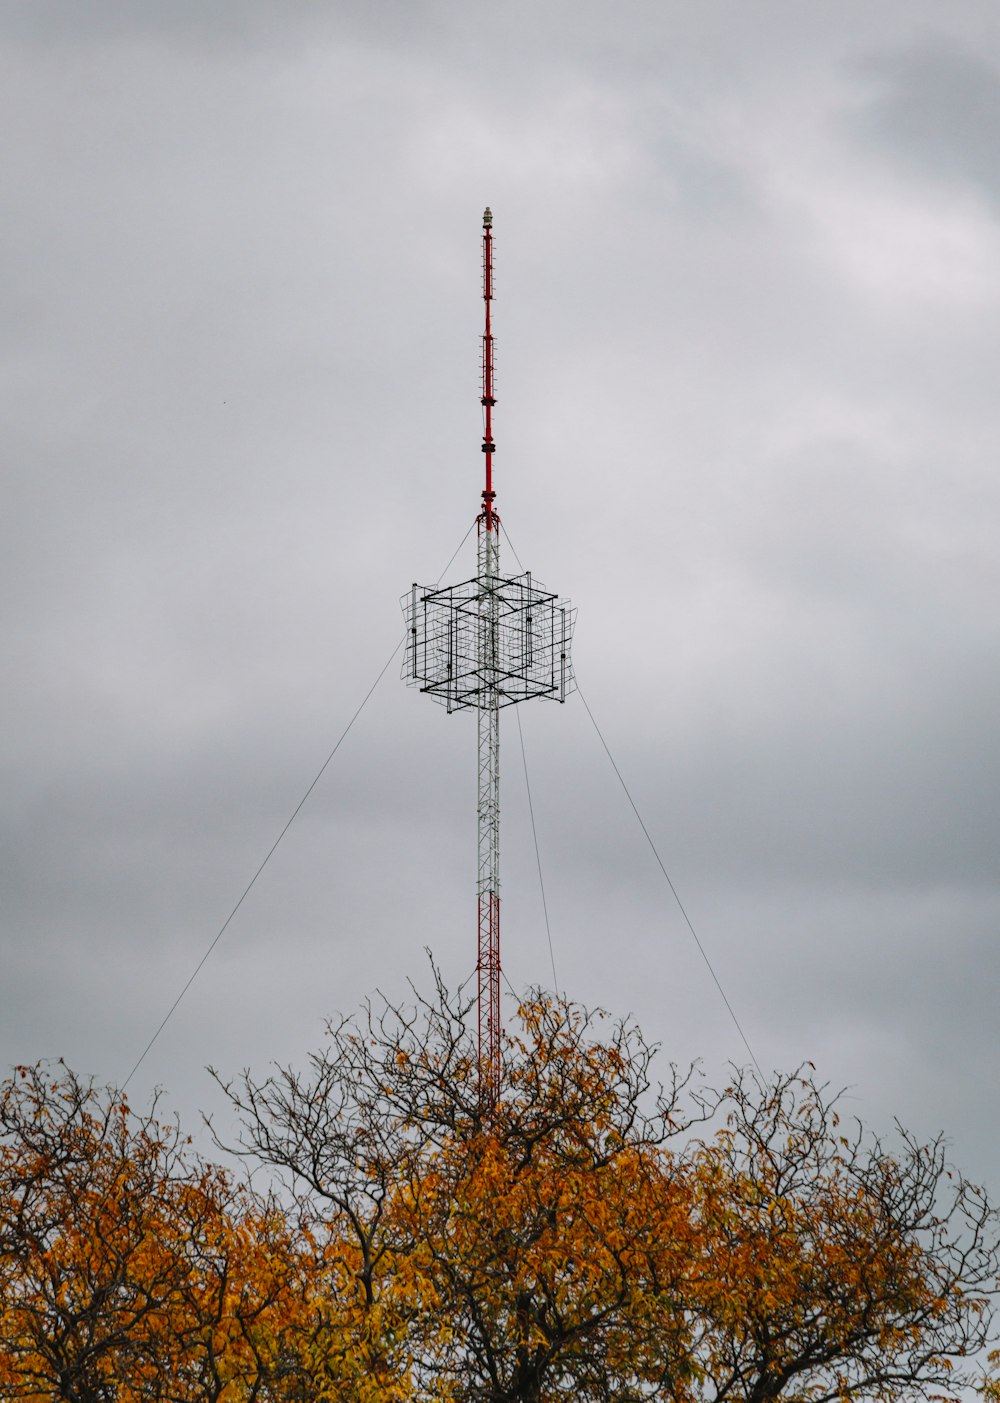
[[3, 1, 999, 1185]]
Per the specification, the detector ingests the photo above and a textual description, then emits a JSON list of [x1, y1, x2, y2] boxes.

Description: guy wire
[[515, 706, 559, 995], [122, 639, 403, 1094], [575, 681, 764, 1078], [120, 523, 477, 1092]]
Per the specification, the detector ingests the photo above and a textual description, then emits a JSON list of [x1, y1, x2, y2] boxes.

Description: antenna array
[[402, 210, 575, 1107]]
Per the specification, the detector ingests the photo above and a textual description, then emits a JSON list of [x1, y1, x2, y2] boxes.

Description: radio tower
[[403, 209, 575, 1108]]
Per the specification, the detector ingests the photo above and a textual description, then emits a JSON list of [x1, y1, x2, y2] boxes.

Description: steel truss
[[400, 209, 574, 1108]]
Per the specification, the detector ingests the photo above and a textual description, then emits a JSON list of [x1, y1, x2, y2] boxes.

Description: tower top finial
[[483, 206, 493, 229]]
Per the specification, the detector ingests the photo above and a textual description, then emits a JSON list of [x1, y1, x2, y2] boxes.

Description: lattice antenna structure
[[402, 209, 575, 1108]]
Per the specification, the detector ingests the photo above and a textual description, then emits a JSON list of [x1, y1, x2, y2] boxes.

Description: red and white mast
[[476, 206, 501, 1108], [401, 209, 575, 1113]]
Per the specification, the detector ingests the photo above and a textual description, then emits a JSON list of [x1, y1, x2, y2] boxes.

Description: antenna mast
[[402, 210, 576, 1110]]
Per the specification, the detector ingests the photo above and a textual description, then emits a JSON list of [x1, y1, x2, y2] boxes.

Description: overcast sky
[[3, 0, 999, 1187]]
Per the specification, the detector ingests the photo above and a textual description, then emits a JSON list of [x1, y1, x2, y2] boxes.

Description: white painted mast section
[[476, 519, 501, 1105]]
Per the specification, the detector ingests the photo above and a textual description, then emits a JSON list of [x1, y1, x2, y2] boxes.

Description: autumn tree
[[4, 984, 997, 1403], [214, 976, 708, 1400], [216, 976, 999, 1403], [0, 1062, 311, 1402], [679, 1066, 998, 1403], [0, 1061, 191, 1400], [148, 1177, 312, 1403]]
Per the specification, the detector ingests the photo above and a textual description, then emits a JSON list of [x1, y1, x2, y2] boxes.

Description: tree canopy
[[1, 979, 997, 1402]]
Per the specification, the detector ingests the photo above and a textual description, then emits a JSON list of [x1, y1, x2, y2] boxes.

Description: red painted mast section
[[481, 206, 497, 529], [477, 206, 501, 1108]]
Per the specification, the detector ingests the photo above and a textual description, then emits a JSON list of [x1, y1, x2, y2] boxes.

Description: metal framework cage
[[402, 570, 576, 711]]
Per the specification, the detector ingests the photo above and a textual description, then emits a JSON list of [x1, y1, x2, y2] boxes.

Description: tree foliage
[[1, 980, 997, 1403], [0, 1062, 306, 1401]]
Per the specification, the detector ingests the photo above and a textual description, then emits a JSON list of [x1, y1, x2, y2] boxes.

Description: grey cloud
[[2, 0, 998, 1206], [854, 37, 1000, 204]]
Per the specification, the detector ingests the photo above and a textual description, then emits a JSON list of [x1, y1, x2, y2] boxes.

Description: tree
[[214, 976, 706, 1399], [4, 982, 997, 1403], [213, 973, 1000, 1403], [149, 1177, 311, 1403], [680, 1066, 998, 1403], [0, 1062, 310, 1402], [0, 1061, 192, 1400]]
